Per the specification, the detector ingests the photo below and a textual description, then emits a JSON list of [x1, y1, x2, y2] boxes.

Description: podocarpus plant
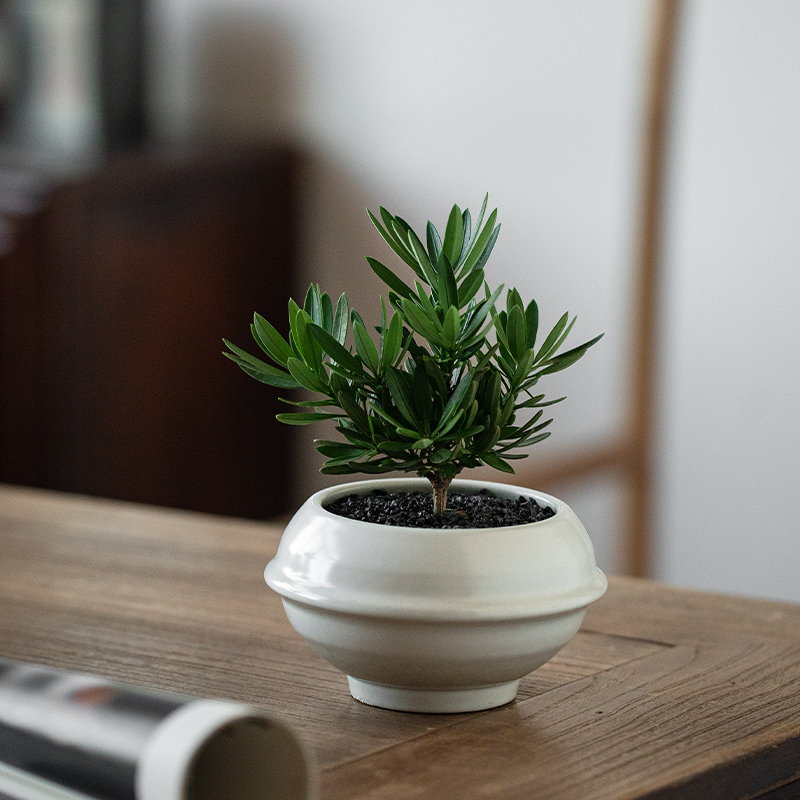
[[224, 197, 602, 515]]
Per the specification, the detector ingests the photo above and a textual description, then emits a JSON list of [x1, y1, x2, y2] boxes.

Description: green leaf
[[437, 251, 458, 309], [290, 308, 322, 369], [461, 208, 498, 274], [314, 441, 370, 459], [223, 353, 300, 389], [337, 390, 371, 434], [286, 358, 328, 393], [378, 440, 416, 453], [412, 438, 434, 449], [535, 312, 571, 364], [276, 412, 342, 425], [251, 314, 295, 366], [407, 229, 439, 290], [471, 224, 500, 273], [380, 310, 403, 371], [223, 342, 299, 388], [399, 298, 443, 344], [422, 356, 449, 398], [437, 370, 474, 430], [539, 333, 604, 371], [304, 284, 323, 325], [481, 452, 515, 474], [368, 208, 419, 270], [332, 293, 349, 344], [366, 257, 417, 301], [457, 268, 484, 309], [308, 324, 362, 373], [460, 208, 472, 263], [538, 336, 602, 375], [386, 367, 419, 426], [430, 448, 453, 464], [443, 305, 460, 350], [525, 299, 539, 350], [352, 319, 380, 374], [320, 463, 360, 475], [507, 304, 527, 361], [442, 204, 464, 267], [321, 292, 333, 332], [412, 364, 433, 429], [426, 221, 442, 266]]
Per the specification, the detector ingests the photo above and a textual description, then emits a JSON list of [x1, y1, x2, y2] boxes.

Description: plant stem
[[429, 473, 452, 514]]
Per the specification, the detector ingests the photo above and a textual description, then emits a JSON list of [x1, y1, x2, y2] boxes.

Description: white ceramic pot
[[265, 477, 607, 713]]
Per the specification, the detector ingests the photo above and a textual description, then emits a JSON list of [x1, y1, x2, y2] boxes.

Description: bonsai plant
[[224, 195, 602, 518], [224, 197, 608, 713]]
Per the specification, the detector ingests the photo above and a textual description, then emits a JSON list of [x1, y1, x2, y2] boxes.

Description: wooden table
[[1, 484, 799, 799]]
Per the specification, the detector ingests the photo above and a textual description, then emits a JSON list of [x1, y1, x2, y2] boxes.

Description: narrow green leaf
[[412, 438, 434, 449], [407, 229, 439, 290], [308, 324, 362, 372], [378, 440, 416, 453], [291, 308, 322, 368], [535, 312, 571, 364], [304, 284, 323, 325], [471, 224, 501, 273], [276, 412, 342, 425], [399, 299, 444, 344], [422, 356, 449, 399], [525, 299, 539, 350], [336, 391, 371, 434], [251, 314, 295, 365], [426, 221, 442, 266], [457, 268, 484, 309], [223, 351, 300, 389], [320, 463, 359, 475], [437, 370, 474, 429], [443, 305, 460, 350], [352, 319, 380, 374], [321, 292, 333, 332], [368, 208, 419, 270], [442, 204, 464, 266], [332, 293, 349, 344], [286, 358, 328, 393], [461, 208, 498, 274], [539, 333, 604, 371], [507, 305, 527, 361], [517, 394, 565, 409], [459, 209, 472, 263], [386, 367, 419, 426], [366, 257, 417, 301], [314, 441, 370, 459], [380, 310, 403, 370], [412, 365, 433, 429], [372, 414, 422, 441], [437, 251, 458, 309]]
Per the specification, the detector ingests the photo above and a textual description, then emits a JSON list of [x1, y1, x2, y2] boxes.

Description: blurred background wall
[[1, 0, 798, 603]]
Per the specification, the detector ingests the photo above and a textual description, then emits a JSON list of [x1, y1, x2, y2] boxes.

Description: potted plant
[[224, 196, 607, 713]]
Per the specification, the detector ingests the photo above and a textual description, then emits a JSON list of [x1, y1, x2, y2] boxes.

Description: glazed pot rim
[[307, 476, 564, 532]]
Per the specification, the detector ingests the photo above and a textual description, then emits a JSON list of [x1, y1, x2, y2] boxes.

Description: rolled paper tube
[[0, 658, 314, 800]]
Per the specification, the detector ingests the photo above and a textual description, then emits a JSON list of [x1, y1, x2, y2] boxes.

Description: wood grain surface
[[1, 484, 799, 799]]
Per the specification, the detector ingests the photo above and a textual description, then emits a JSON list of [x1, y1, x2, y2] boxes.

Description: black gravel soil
[[324, 488, 556, 529]]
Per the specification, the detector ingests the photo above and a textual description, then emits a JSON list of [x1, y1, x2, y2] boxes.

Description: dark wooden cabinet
[[0, 147, 298, 518]]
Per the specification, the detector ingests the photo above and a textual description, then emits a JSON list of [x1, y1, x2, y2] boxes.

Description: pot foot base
[[347, 677, 520, 713]]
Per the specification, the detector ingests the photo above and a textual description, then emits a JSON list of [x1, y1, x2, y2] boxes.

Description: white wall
[[149, 0, 800, 602], [656, 0, 800, 603]]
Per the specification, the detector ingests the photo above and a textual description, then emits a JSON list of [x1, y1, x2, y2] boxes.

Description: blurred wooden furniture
[[1, 484, 799, 799], [515, 0, 683, 578], [0, 147, 297, 518]]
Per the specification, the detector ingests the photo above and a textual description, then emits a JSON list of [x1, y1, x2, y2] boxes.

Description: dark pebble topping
[[324, 488, 555, 529]]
